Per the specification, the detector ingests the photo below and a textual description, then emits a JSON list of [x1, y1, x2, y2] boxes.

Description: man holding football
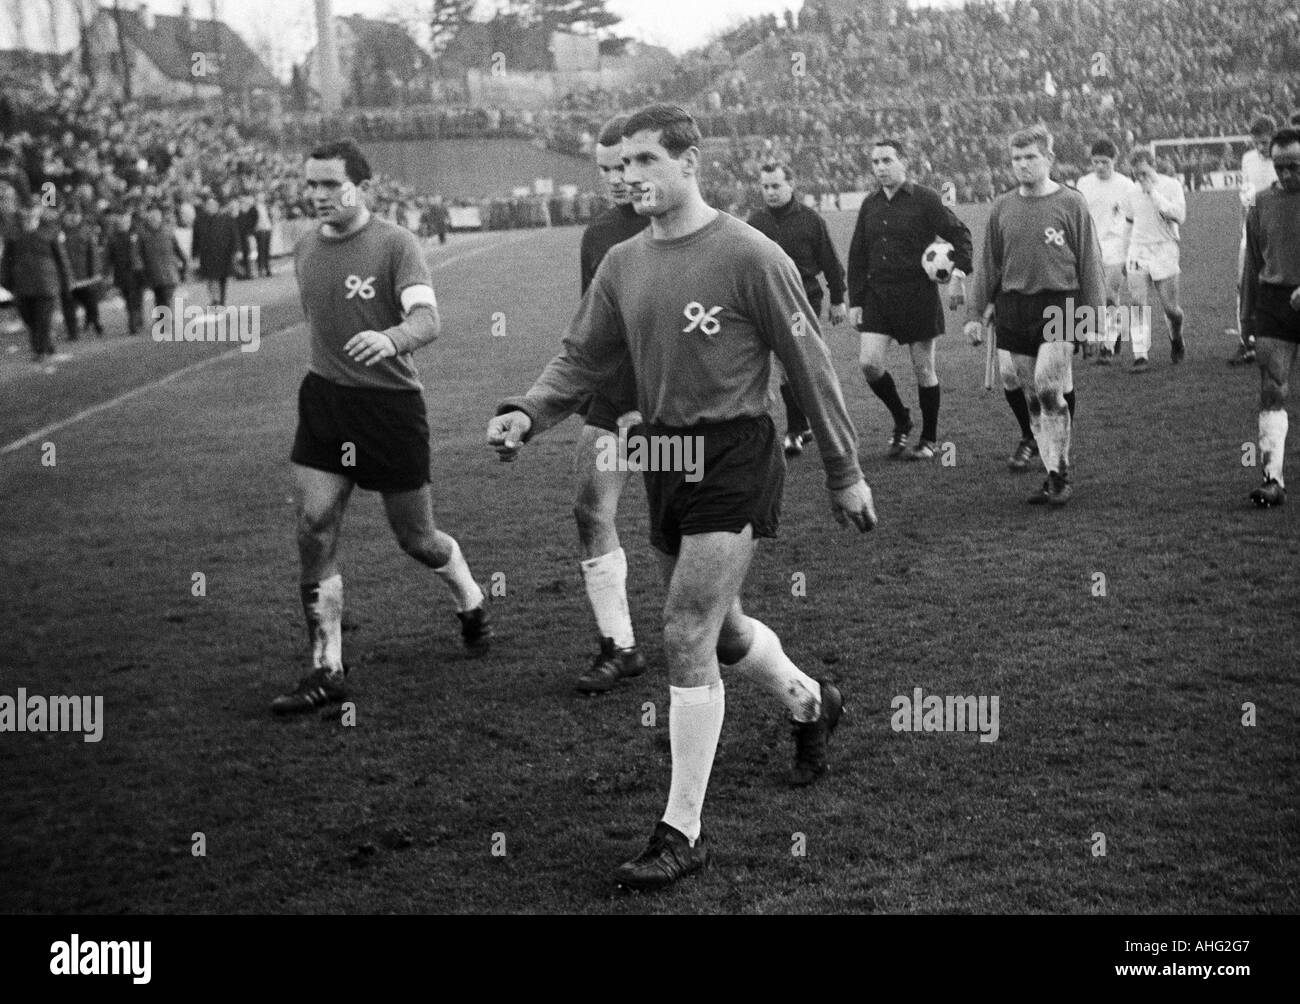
[[847, 140, 972, 461], [488, 105, 876, 892]]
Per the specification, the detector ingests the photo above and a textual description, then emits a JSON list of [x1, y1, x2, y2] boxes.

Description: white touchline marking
[[0, 232, 536, 457]]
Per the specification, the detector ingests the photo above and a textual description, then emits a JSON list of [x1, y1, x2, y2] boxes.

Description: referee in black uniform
[[747, 162, 847, 456], [848, 139, 972, 460]]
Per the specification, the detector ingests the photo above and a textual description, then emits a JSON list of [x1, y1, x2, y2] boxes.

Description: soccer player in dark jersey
[[848, 140, 973, 461], [488, 105, 877, 891], [746, 162, 847, 457], [1241, 127, 1300, 507], [967, 125, 1107, 507], [271, 139, 491, 715], [571, 114, 652, 695]]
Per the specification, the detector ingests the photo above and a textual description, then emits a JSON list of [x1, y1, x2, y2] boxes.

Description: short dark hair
[[597, 114, 629, 148], [1289, 111, 1300, 128], [1130, 148, 1156, 169], [1250, 116, 1276, 138], [308, 138, 372, 185], [1271, 127, 1300, 154], [1010, 125, 1053, 156], [622, 105, 701, 157], [1089, 137, 1118, 159], [759, 162, 793, 182], [871, 138, 906, 159]]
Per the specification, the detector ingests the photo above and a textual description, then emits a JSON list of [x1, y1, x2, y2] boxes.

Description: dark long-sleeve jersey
[[580, 202, 650, 295], [970, 185, 1107, 317], [1, 224, 70, 298], [500, 211, 864, 491], [847, 181, 973, 302], [1241, 183, 1300, 326], [746, 197, 846, 307]]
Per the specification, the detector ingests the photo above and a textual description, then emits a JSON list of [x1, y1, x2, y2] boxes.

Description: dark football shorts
[[995, 289, 1083, 357], [1255, 283, 1300, 345], [858, 279, 944, 344], [643, 414, 784, 556], [291, 371, 430, 493], [583, 392, 624, 434]]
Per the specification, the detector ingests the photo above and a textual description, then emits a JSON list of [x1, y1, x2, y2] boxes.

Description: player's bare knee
[[1260, 381, 1287, 411], [297, 506, 339, 543], [1038, 388, 1065, 413]]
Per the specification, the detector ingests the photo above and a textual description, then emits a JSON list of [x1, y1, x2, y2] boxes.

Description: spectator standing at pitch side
[[848, 139, 972, 461], [253, 191, 274, 278], [134, 201, 187, 328], [105, 206, 146, 335], [59, 203, 104, 339], [194, 195, 241, 308], [746, 161, 848, 457], [1, 201, 72, 363], [1241, 127, 1300, 508]]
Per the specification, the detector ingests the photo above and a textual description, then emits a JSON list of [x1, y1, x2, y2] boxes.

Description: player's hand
[[965, 320, 984, 345], [1291, 286, 1300, 312], [487, 410, 532, 462], [345, 330, 397, 366], [830, 479, 877, 532], [849, 306, 862, 329], [829, 302, 847, 326]]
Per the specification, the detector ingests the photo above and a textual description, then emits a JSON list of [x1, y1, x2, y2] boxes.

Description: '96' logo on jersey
[[1043, 227, 1066, 247], [682, 301, 723, 335], [345, 275, 377, 300]]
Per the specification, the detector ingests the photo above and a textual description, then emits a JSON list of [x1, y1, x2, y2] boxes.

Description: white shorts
[[1127, 241, 1180, 283]]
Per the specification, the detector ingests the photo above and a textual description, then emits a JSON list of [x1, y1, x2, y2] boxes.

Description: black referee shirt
[[847, 181, 973, 304], [746, 197, 846, 308], [580, 202, 650, 295]]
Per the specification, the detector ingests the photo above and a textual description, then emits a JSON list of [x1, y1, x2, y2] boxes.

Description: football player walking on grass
[[271, 139, 491, 715], [570, 114, 652, 695], [967, 125, 1107, 507], [1240, 127, 1300, 508], [489, 105, 876, 892]]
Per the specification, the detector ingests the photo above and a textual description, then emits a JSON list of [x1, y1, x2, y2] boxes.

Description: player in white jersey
[[1076, 138, 1137, 366], [1231, 117, 1280, 366], [1121, 149, 1187, 372]]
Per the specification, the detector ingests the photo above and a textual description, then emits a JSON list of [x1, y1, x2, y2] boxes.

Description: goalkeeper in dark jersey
[[271, 140, 491, 715], [570, 114, 652, 695], [489, 106, 876, 892]]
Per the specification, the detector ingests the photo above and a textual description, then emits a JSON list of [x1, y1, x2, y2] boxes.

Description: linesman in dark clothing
[[747, 162, 847, 456], [1241, 127, 1300, 508], [848, 139, 973, 460]]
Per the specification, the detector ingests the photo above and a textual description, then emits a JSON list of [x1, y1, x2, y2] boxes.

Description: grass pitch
[[1, 194, 1296, 914]]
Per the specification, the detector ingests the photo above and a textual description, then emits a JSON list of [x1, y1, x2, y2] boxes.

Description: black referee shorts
[[858, 279, 943, 344], [644, 414, 784, 556], [995, 289, 1082, 357], [290, 371, 431, 493]]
